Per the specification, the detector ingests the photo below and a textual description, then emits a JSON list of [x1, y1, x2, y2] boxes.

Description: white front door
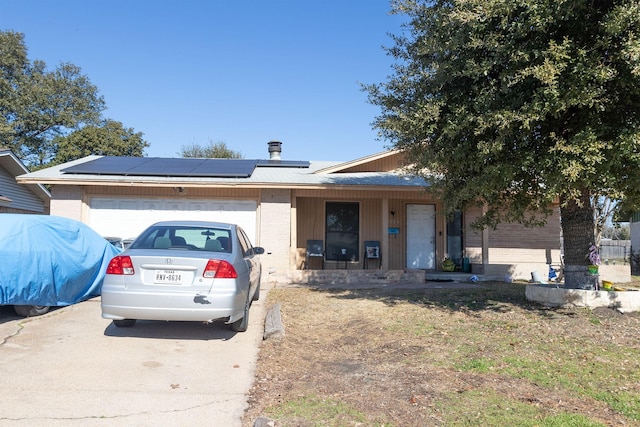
[[406, 204, 436, 269]]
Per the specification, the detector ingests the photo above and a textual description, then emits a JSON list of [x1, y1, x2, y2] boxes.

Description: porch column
[[382, 198, 389, 270], [482, 203, 489, 271]]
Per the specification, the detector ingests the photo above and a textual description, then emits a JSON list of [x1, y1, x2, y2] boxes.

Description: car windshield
[[130, 226, 232, 252]]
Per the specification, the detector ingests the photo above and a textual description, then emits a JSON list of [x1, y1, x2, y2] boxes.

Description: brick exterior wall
[[45, 183, 570, 283], [259, 189, 292, 282], [50, 186, 85, 221]]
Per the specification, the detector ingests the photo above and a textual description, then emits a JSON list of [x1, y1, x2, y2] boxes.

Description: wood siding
[[294, 188, 443, 270], [336, 152, 406, 173], [84, 186, 260, 199], [463, 205, 562, 274], [0, 166, 46, 214]]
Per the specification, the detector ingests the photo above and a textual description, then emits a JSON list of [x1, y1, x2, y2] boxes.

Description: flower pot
[[442, 260, 455, 272]]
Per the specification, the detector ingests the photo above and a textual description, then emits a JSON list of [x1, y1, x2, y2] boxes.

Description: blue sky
[[2, 1, 405, 161]]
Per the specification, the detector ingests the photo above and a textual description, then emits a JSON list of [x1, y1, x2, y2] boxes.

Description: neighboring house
[[16, 141, 561, 283], [0, 148, 50, 215]]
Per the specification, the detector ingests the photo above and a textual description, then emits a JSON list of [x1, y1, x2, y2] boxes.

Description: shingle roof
[[17, 153, 429, 189]]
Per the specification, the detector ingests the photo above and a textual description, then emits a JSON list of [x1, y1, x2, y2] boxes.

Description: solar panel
[[190, 159, 258, 177], [132, 158, 202, 175], [61, 156, 152, 174], [61, 157, 258, 178], [256, 159, 310, 168]]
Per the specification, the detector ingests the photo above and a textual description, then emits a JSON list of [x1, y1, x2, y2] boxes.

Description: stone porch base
[[525, 284, 640, 313], [265, 269, 426, 286]]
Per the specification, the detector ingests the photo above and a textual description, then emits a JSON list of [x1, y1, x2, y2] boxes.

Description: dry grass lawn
[[243, 281, 640, 427]]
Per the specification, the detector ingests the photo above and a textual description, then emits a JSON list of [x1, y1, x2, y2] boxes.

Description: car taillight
[[203, 259, 238, 278], [107, 256, 134, 275]]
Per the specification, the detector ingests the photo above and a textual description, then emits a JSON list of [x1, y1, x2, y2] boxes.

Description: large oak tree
[[1, 31, 105, 168], [52, 119, 149, 164], [367, 0, 640, 288]]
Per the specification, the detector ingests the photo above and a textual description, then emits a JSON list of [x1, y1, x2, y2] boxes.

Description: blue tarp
[[0, 214, 121, 306]]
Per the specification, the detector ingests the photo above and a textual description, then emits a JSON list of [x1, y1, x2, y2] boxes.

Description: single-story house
[[0, 148, 50, 214], [16, 141, 561, 284]]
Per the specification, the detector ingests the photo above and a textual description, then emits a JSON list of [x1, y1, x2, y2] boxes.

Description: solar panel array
[[61, 156, 311, 178], [256, 159, 310, 168]]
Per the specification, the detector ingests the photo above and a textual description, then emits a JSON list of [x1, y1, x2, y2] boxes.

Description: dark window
[[130, 226, 231, 251], [325, 202, 359, 261], [446, 210, 463, 265]]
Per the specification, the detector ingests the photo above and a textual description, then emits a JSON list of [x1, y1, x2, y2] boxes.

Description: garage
[[88, 197, 258, 242]]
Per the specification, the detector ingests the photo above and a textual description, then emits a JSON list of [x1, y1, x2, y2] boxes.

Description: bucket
[[531, 271, 548, 284], [462, 257, 470, 273]]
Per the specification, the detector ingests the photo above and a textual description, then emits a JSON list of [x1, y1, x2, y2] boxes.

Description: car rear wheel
[[113, 319, 136, 327], [252, 282, 261, 302], [14, 305, 50, 317], [230, 296, 250, 332]]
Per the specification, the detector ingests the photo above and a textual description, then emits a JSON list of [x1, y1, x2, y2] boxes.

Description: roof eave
[[15, 177, 428, 192]]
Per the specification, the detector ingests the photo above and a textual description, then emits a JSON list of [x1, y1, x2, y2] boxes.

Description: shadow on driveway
[[103, 318, 239, 341]]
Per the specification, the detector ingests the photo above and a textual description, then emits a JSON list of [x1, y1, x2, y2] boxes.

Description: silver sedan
[[101, 221, 264, 332]]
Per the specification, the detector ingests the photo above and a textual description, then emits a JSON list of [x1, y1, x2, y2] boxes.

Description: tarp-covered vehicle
[[0, 214, 121, 317]]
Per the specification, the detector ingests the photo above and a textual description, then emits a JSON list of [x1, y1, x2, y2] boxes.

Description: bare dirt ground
[[242, 281, 640, 427]]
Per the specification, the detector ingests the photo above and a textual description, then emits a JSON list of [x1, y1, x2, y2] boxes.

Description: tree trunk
[[560, 189, 598, 289]]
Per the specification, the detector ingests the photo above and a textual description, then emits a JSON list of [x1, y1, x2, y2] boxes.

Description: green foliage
[[52, 119, 149, 164], [366, 0, 640, 276], [602, 223, 631, 240], [0, 31, 106, 167], [369, 0, 640, 222], [179, 140, 243, 158]]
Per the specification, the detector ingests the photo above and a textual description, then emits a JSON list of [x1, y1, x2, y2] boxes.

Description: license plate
[[154, 270, 182, 284]]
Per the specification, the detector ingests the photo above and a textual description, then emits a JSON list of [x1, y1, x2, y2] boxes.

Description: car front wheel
[[14, 305, 50, 317]]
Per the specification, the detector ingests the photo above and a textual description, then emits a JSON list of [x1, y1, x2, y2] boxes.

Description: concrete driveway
[[0, 291, 269, 426]]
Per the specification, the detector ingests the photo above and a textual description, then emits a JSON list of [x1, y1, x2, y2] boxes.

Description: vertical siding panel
[[86, 186, 260, 199], [0, 167, 46, 213], [387, 200, 405, 269], [296, 198, 324, 268], [360, 199, 381, 267]]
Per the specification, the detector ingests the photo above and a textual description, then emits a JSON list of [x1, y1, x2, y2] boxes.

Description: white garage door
[[88, 197, 257, 243]]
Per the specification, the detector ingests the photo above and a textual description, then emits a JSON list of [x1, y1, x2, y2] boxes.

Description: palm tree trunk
[[560, 189, 599, 289]]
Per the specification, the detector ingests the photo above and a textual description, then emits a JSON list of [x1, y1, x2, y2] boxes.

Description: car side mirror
[[253, 247, 265, 255]]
